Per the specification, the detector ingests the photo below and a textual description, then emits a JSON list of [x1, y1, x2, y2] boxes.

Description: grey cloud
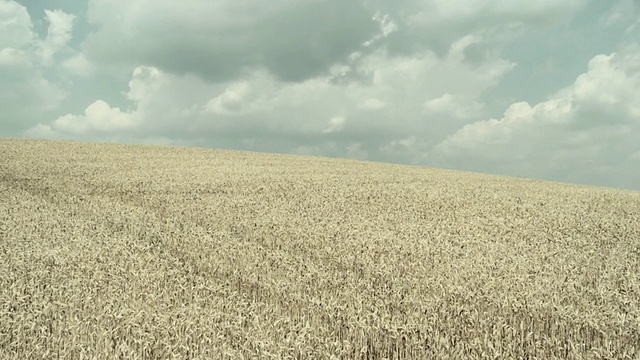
[[79, 0, 589, 87], [82, 0, 378, 82]]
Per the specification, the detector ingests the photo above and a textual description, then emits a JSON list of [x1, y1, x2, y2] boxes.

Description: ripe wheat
[[1, 138, 639, 359]]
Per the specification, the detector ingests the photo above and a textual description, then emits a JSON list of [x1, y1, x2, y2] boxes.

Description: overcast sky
[[3, 0, 640, 190]]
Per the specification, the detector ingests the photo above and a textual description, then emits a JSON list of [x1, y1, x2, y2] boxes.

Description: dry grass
[[1, 138, 639, 359]]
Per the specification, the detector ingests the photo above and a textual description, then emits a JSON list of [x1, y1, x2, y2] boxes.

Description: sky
[[2, 0, 640, 191]]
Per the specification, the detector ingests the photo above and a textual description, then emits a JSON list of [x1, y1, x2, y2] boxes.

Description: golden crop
[[1, 138, 639, 359]]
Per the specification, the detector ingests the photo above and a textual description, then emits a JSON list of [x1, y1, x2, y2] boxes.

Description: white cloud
[[430, 45, 640, 189], [8, 0, 639, 191], [361, 47, 513, 99], [26, 41, 513, 158], [26, 65, 221, 139], [423, 93, 484, 120], [0, 47, 28, 66], [61, 100, 136, 133], [26, 100, 137, 136], [38, 10, 75, 66], [0, 0, 33, 48], [205, 82, 252, 115], [572, 52, 640, 119], [61, 53, 95, 76], [0, 3, 79, 134], [0, 59, 65, 131], [448, 34, 482, 62], [322, 116, 346, 134], [358, 98, 387, 111], [433, 101, 538, 156], [363, 11, 398, 47]]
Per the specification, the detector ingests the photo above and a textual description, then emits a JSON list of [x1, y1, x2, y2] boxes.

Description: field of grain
[[1, 138, 639, 359]]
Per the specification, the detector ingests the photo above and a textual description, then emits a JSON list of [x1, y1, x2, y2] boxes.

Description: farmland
[[1, 138, 639, 359]]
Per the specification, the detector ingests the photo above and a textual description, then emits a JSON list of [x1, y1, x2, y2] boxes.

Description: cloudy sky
[[3, 0, 640, 190]]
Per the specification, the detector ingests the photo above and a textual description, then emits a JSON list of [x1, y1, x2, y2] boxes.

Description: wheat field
[[1, 138, 639, 359]]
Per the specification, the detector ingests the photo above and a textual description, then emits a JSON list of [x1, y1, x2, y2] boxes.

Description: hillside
[[1, 138, 639, 359]]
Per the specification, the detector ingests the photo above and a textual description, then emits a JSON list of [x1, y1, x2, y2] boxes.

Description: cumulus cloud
[[61, 53, 95, 76], [57, 101, 135, 133], [0, 47, 28, 67], [0, 0, 33, 48], [26, 65, 219, 141], [7, 0, 640, 190], [205, 82, 252, 116], [38, 9, 75, 66], [27, 36, 513, 154], [430, 45, 640, 189], [0, 2, 69, 134], [424, 93, 484, 121]]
